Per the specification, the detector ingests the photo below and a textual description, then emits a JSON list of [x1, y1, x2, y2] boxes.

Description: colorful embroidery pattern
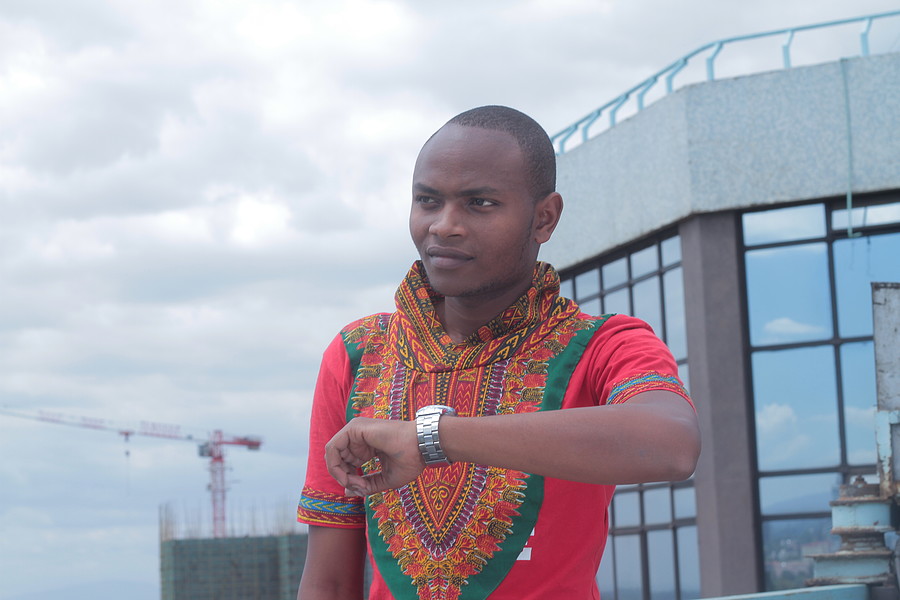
[[607, 371, 690, 405], [297, 487, 365, 526], [344, 262, 601, 600], [391, 263, 580, 372]]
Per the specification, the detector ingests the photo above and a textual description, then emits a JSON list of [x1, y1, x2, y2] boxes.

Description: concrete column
[[680, 211, 761, 596], [873, 282, 900, 499], [873, 282, 900, 411]]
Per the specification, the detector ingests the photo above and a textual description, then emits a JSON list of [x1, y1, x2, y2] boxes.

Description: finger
[[326, 461, 349, 487], [357, 470, 392, 496], [325, 448, 356, 486], [339, 446, 369, 469], [342, 472, 372, 497]]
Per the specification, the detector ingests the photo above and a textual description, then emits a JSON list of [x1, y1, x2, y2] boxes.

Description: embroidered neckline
[[392, 261, 577, 372]]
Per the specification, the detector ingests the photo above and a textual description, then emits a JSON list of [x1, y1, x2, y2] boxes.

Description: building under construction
[[160, 534, 308, 600], [159, 506, 309, 600]]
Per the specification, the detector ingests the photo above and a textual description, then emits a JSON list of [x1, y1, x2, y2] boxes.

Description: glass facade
[[741, 195, 900, 590], [551, 193, 898, 597], [559, 232, 699, 600]]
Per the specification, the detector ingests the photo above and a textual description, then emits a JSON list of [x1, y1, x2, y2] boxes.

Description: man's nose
[[428, 204, 466, 237]]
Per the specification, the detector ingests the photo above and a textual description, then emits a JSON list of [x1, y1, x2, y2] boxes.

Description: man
[[297, 106, 700, 600]]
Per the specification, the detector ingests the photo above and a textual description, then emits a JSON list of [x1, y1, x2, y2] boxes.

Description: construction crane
[[0, 407, 262, 538]]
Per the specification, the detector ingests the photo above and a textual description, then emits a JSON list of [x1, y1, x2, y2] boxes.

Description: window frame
[[559, 229, 697, 600], [739, 192, 900, 590]]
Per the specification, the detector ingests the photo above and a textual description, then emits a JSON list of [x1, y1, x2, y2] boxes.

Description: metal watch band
[[415, 405, 457, 468]]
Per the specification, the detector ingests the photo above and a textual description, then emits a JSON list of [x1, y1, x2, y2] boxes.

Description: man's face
[[409, 124, 545, 302]]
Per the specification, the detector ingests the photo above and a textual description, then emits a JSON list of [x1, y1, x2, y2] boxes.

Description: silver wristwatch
[[415, 405, 457, 468]]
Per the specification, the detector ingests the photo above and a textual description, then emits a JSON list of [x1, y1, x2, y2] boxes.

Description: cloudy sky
[[1, 1, 899, 598]]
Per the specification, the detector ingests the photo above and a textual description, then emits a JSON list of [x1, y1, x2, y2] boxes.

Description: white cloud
[[755, 403, 819, 468], [763, 317, 827, 337], [229, 195, 293, 246], [756, 402, 798, 436], [845, 404, 876, 427]]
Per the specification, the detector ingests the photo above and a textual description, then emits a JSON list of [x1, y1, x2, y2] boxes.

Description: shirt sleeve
[[569, 314, 693, 408], [296, 333, 366, 528]]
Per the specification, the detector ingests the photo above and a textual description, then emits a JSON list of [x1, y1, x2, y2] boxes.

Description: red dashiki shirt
[[298, 261, 691, 600]]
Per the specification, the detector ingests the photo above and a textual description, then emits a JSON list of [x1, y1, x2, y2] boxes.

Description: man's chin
[[422, 264, 522, 301], [426, 278, 461, 298], [426, 276, 472, 299], [422, 265, 465, 296]]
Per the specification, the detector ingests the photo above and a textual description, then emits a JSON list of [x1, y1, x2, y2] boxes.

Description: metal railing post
[[782, 30, 795, 69]]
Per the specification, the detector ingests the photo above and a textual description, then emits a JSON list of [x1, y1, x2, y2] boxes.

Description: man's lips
[[425, 246, 473, 268]]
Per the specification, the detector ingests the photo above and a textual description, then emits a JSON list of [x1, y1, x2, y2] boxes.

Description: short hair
[[445, 105, 556, 200]]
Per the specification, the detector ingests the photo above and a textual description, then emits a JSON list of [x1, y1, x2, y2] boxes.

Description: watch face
[[416, 404, 457, 418]]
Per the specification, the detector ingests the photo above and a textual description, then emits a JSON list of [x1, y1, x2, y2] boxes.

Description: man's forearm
[[438, 391, 699, 485], [326, 390, 700, 496]]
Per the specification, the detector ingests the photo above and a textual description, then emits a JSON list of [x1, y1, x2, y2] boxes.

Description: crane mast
[[0, 408, 261, 538]]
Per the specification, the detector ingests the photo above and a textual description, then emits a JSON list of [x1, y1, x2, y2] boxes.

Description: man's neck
[[434, 281, 532, 344]]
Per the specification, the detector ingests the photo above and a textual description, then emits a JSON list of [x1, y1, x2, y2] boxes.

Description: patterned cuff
[[297, 487, 366, 528], [607, 371, 691, 406]]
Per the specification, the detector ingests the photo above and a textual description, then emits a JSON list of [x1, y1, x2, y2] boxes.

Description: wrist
[[415, 405, 457, 468]]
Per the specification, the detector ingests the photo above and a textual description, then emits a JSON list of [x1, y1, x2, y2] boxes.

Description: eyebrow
[[413, 183, 502, 197], [413, 183, 441, 196]]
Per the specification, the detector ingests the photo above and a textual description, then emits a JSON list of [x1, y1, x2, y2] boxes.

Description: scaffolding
[[159, 504, 308, 600], [160, 533, 308, 600]]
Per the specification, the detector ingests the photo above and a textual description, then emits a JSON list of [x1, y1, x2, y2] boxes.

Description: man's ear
[[534, 192, 563, 244]]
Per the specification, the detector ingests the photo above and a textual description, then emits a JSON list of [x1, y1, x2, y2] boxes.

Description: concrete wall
[[543, 51, 900, 269]]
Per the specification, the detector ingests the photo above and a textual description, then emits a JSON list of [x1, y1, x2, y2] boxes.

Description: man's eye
[[471, 198, 496, 207], [416, 196, 437, 205]]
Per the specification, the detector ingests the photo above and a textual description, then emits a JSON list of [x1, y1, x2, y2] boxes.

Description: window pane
[[743, 204, 826, 246], [644, 487, 671, 524], [763, 518, 837, 591], [648, 530, 676, 600], [613, 535, 644, 600], [576, 269, 600, 300], [664, 268, 687, 360], [679, 363, 690, 393], [613, 491, 640, 528], [841, 342, 877, 465], [604, 288, 630, 315], [603, 257, 628, 288], [579, 297, 601, 316], [834, 232, 900, 338], [759, 473, 840, 515], [745, 243, 832, 346], [753, 346, 839, 470], [674, 486, 696, 520], [631, 246, 658, 278], [633, 277, 662, 336], [559, 277, 574, 300], [596, 544, 615, 600], [833, 200, 900, 230], [661, 236, 681, 266], [677, 526, 701, 600]]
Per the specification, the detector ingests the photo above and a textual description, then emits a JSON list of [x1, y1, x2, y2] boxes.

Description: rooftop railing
[[552, 10, 900, 154]]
